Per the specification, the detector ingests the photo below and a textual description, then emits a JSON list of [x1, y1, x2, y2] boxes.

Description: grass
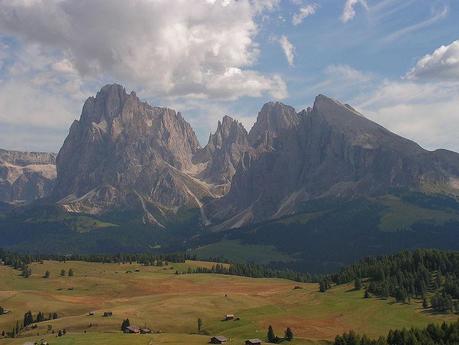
[[378, 195, 459, 231], [25, 214, 116, 233], [193, 240, 294, 264], [0, 260, 455, 345]]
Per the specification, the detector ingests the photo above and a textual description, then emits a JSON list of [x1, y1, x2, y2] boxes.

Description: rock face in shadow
[[206, 95, 459, 228], [0, 149, 56, 203]]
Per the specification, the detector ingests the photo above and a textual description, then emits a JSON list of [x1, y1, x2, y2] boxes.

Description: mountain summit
[[53, 84, 209, 225]]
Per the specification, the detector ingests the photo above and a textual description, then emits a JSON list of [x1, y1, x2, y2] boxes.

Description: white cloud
[[406, 40, 459, 81], [311, 60, 459, 152], [325, 64, 373, 82], [0, 0, 286, 101], [341, 0, 368, 23], [277, 35, 295, 67], [0, 80, 78, 128], [383, 5, 448, 43], [292, 3, 318, 25], [356, 80, 459, 151]]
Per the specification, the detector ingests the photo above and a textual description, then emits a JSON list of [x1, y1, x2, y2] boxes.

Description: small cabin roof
[[212, 335, 228, 341]]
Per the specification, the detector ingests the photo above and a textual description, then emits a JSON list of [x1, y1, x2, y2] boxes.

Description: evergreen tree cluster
[[2, 311, 59, 339], [186, 263, 318, 282], [0, 249, 191, 270], [334, 320, 459, 345], [267, 325, 294, 343], [331, 249, 459, 309]]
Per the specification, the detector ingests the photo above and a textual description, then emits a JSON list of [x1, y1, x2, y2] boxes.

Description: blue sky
[[0, 0, 458, 152]]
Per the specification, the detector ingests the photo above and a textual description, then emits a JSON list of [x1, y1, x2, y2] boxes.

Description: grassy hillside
[[0, 260, 455, 345]]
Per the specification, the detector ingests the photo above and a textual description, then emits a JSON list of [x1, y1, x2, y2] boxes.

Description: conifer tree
[[267, 325, 276, 343], [285, 327, 293, 341]]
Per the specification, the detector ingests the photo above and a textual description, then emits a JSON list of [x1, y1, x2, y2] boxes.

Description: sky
[[0, 0, 458, 153]]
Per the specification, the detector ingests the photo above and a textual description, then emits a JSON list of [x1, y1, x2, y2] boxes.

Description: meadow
[[0, 260, 455, 345]]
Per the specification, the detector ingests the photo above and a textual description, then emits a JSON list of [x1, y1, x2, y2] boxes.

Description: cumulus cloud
[[356, 80, 459, 151], [277, 35, 295, 67], [341, 0, 368, 23], [405, 40, 459, 81], [0, 0, 286, 101], [292, 3, 318, 25]]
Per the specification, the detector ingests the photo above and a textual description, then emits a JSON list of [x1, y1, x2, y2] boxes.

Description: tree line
[[334, 320, 459, 345], [0, 249, 192, 268], [183, 263, 321, 282]]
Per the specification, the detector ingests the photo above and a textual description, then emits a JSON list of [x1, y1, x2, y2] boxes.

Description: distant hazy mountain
[[0, 149, 56, 203]]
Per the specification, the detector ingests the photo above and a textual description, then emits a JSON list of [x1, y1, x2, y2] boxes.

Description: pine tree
[[60, 269, 66, 276], [197, 318, 203, 333], [285, 327, 293, 341], [121, 318, 130, 331], [44, 271, 50, 279], [267, 325, 276, 343], [68, 268, 74, 277], [23, 311, 34, 327]]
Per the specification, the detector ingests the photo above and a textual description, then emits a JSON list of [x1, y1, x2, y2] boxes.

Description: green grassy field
[[378, 195, 459, 231], [193, 240, 295, 264], [0, 260, 455, 345]]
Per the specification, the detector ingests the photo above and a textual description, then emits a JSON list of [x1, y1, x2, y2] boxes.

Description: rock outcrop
[[194, 115, 251, 192], [0, 149, 56, 203]]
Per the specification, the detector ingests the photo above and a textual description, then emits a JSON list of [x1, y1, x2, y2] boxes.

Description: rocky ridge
[[0, 149, 56, 203], [6, 84, 459, 231]]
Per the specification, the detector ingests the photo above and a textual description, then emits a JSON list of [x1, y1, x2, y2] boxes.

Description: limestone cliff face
[[0, 149, 56, 203], [248, 101, 300, 148], [54, 84, 209, 224], [194, 115, 251, 192]]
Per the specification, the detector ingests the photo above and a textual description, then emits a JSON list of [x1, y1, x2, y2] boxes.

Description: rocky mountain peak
[[248, 101, 300, 147], [194, 115, 250, 188], [53, 84, 207, 221], [80, 83, 131, 125], [211, 115, 248, 149]]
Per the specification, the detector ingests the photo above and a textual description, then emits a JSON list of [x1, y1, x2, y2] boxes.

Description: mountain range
[[1, 84, 459, 271]]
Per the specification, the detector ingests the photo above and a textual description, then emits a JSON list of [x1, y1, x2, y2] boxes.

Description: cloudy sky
[[0, 0, 458, 152]]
